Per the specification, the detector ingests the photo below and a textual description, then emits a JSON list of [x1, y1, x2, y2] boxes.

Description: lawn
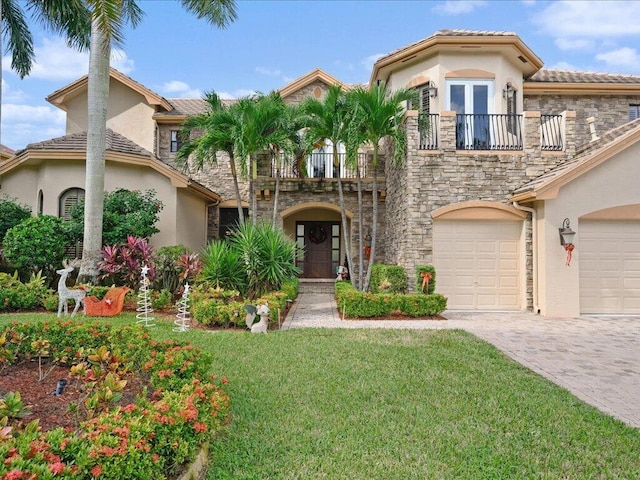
[[1, 313, 639, 479]]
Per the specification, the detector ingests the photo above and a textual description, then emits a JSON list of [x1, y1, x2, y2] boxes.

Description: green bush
[[0, 271, 53, 311], [0, 195, 31, 243], [416, 264, 437, 294], [3, 215, 69, 282], [151, 288, 174, 310], [155, 245, 189, 293], [69, 188, 164, 245], [369, 263, 408, 293], [199, 241, 247, 294], [335, 280, 447, 318]]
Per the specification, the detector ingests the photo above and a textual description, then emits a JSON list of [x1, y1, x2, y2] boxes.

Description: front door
[[296, 222, 340, 278]]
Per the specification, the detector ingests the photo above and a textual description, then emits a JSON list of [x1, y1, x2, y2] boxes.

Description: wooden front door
[[296, 222, 340, 278]]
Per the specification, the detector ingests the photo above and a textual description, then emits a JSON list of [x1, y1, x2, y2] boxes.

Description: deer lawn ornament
[[56, 261, 86, 318]]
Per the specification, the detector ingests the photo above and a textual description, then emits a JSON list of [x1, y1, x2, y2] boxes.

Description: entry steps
[[298, 278, 336, 294]]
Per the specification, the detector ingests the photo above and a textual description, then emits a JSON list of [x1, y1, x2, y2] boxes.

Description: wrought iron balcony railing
[[259, 152, 369, 179], [456, 114, 523, 150], [419, 113, 439, 150], [540, 114, 563, 151]]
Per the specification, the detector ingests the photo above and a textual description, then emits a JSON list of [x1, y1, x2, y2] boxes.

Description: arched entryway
[[281, 202, 353, 279]]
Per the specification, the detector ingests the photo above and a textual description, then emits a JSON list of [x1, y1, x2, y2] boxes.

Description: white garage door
[[433, 220, 522, 310], [579, 221, 640, 314]]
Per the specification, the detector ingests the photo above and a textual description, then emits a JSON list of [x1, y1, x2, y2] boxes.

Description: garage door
[[433, 220, 522, 310], [579, 221, 640, 314]]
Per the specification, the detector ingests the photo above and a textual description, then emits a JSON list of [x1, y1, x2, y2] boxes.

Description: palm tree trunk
[[250, 156, 257, 225], [355, 157, 364, 291], [78, 22, 110, 283], [229, 154, 245, 226], [363, 147, 379, 292], [334, 145, 355, 288], [271, 152, 281, 227]]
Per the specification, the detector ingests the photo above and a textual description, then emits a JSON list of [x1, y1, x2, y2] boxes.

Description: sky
[[2, 0, 640, 151]]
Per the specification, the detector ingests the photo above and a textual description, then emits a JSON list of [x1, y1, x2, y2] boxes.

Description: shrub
[[335, 280, 447, 318], [69, 188, 164, 246], [3, 215, 69, 282], [152, 289, 174, 310], [0, 195, 31, 243], [416, 264, 437, 294], [199, 241, 247, 294], [155, 245, 189, 293], [369, 263, 408, 293], [98, 235, 155, 289], [0, 321, 229, 479]]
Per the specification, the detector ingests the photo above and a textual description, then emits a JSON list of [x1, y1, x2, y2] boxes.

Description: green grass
[[2, 313, 639, 479]]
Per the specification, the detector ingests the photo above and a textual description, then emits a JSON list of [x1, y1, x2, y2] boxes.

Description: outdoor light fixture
[[427, 80, 438, 98], [503, 82, 515, 100], [559, 218, 576, 246]]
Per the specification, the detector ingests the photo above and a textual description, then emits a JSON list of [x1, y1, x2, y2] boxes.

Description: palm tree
[[301, 85, 355, 287], [348, 81, 416, 291], [78, 0, 237, 283], [177, 91, 247, 226], [1, 0, 91, 79]]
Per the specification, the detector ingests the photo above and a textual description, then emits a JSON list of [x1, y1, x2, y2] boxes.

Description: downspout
[[512, 201, 539, 314]]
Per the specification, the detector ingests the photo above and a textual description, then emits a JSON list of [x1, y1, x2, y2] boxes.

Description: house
[[1, 29, 639, 317], [0, 145, 15, 162]]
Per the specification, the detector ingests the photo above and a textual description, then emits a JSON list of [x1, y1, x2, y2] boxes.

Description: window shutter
[[59, 188, 85, 258], [420, 86, 430, 114], [630, 105, 639, 121]]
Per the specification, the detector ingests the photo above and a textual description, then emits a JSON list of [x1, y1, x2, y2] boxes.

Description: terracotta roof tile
[[155, 97, 236, 117], [528, 68, 640, 84], [21, 129, 153, 157]]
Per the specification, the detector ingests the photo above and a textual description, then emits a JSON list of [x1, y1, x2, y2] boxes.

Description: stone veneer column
[[562, 111, 577, 158]]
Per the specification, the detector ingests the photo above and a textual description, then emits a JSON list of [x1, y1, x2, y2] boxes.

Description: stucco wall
[[537, 141, 640, 317], [175, 189, 208, 250]]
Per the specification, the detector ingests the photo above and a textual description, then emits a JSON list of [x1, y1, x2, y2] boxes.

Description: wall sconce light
[[427, 80, 438, 98], [502, 82, 515, 100], [559, 218, 576, 266], [559, 218, 576, 246]]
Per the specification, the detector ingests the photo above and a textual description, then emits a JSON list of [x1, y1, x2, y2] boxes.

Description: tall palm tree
[[348, 81, 416, 291], [302, 85, 355, 287], [78, 0, 237, 283], [177, 91, 247, 226]]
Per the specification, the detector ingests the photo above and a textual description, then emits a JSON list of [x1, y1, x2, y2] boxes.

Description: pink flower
[[49, 462, 65, 474], [91, 464, 103, 477]]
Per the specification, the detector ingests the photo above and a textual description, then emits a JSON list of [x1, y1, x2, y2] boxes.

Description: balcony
[[418, 112, 569, 152], [258, 152, 369, 179]]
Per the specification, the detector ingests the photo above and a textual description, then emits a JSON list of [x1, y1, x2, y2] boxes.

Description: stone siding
[[283, 80, 330, 105], [385, 112, 572, 304], [524, 95, 640, 147]]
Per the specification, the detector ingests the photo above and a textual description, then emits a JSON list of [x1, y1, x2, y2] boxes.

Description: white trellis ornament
[[173, 283, 191, 332], [136, 264, 155, 327]]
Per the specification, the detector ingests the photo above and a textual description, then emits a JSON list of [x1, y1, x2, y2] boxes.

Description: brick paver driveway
[[446, 312, 640, 428]]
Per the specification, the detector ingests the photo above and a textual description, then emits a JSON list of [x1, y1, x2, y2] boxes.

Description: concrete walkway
[[283, 293, 640, 428]]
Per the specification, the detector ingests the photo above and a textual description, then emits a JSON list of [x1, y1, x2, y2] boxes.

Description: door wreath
[[308, 225, 327, 244]]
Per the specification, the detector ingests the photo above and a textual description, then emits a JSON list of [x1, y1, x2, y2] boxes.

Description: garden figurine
[[251, 303, 269, 334], [56, 261, 86, 317]]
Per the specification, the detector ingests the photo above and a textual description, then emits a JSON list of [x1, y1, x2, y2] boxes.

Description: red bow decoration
[[420, 272, 434, 292], [564, 244, 575, 266]]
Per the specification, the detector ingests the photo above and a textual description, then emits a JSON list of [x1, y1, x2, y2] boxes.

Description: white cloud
[[256, 67, 282, 77], [596, 47, 640, 72], [534, 1, 640, 38], [361, 53, 385, 72], [2, 37, 134, 81], [1, 79, 28, 103], [432, 0, 487, 15], [547, 61, 581, 71], [160, 80, 202, 98], [1, 104, 65, 150], [554, 38, 594, 51], [217, 89, 258, 100]]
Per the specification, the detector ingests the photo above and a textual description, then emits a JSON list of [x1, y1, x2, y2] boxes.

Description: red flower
[[91, 464, 103, 477], [5, 470, 25, 480], [49, 462, 65, 474], [193, 422, 207, 433]]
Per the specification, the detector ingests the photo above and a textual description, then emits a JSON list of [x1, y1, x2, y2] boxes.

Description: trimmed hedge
[[369, 264, 408, 294], [416, 264, 437, 294], [335, 280, 447, 318]]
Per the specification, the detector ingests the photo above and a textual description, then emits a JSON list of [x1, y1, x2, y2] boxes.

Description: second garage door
[[579, 220, 640, 314], [433, 220, 522, 310]]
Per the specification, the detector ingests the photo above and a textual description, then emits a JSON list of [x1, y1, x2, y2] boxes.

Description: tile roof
[[155, 97, 236, 117], [528, 68, 640, 83], [513, 119, 640, 195], [21, 129, 153, 157], [1, 144, 15, 155]]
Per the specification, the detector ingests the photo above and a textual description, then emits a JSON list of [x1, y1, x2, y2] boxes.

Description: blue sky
[[2, 0, 640, 151]]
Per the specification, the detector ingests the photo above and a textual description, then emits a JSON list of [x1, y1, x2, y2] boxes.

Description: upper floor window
[[630, 105, 640, 121], [170, 130, 182, 152], [410, 83, 432, 113]]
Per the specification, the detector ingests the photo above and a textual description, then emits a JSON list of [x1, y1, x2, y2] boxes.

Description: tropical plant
[[2, 215, 69, 281], [302, 85, 355, 287], [78, 0, 237, 284], [199, 240, 247, 294], [177, 91, 247, 225], [69, 188, 163, 245], [347, 81, 417, 291], [0, 196, 31, 244], [0, 0, 91, 79], [97, 235, 155, 289]]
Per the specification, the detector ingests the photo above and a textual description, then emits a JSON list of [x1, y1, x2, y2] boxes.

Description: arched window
[[37, 190, 44, 215], [59, 188, 85, 258]]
